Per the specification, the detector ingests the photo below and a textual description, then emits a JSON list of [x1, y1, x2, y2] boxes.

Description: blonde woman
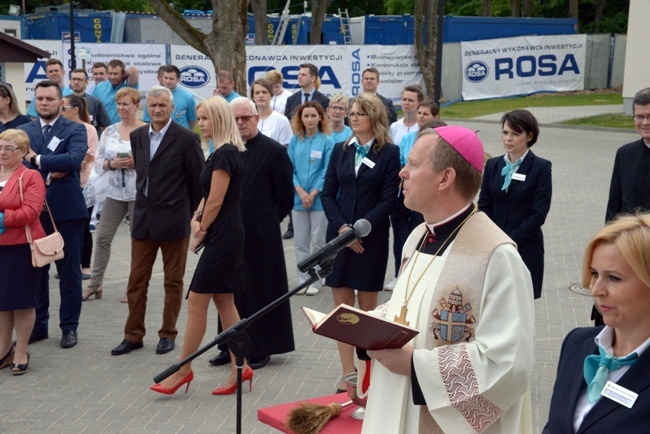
[[150, 96, 251, 396]]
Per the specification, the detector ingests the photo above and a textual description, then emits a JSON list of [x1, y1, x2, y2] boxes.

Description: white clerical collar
[[426, 203, 473, 234]]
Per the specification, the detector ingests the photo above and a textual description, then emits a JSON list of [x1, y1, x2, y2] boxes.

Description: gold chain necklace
[[394, 206, 477, 326]]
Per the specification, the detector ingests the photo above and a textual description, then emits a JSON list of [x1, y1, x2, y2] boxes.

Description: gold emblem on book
[[337, 313, 360, 325]]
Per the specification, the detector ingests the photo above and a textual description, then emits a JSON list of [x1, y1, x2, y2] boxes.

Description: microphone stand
[[153, 264, 334, 434]]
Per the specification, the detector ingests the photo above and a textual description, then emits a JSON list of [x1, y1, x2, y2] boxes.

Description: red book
[[302, 304, 419, 350]]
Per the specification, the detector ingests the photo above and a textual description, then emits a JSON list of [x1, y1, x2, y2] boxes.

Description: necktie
[[583, 345, 638, 403], [304, 93, 310, 103], [42, 124, 51, 143], [500, 159, 522, 191], [354, 143, 370, 167]]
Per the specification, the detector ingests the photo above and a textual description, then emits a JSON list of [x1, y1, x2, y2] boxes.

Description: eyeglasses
[[0, 146, 19, 152], [70, 77, 86, 82], [633, 114, 650, 122], [329, 106, 347, 112], [234, 114, 257, 122], [349, 112, 368, 118]]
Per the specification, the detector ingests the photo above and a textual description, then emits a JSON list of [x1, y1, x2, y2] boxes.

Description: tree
[[250, 0, 270, 45], [483, 0, 491, 16], [569, 0, 578, 19], [310, 0, 330, 44], [511, 0, 521, 17], [414, 0, 438, 98], [147, 0, 249, 95], [523, 0, 533, 17]]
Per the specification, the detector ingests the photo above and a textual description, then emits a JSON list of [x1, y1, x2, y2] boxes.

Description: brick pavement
[[0, 119, 639, 433]]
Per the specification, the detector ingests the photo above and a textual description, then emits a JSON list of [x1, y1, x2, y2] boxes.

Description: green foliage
[[384, 0, 413, 15], [440, 92, 623, 119]]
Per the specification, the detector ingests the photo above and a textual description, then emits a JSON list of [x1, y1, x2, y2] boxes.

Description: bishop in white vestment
[[362, 126, 535, 434]]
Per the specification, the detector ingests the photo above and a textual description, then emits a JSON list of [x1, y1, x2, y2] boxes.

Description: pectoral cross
[[394, 305, 410, 326]]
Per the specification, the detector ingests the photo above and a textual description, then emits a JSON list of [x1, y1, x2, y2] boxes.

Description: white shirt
[[258, 111, 293, 145], [389, 118, 419, 147]]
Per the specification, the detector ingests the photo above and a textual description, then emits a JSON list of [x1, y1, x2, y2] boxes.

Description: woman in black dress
[[150, 96, 250, 396], [321, 94, 401, 391]]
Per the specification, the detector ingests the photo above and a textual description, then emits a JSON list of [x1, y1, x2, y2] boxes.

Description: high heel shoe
[[10, 351, 29, 376], [212, 366, 254, 395], [0, 343, 15, 369], [82, 286, 103, 301], [149, 370, 194, 395]]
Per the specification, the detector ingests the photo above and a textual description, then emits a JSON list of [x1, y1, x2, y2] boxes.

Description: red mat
[[258, 392, 363, 433]]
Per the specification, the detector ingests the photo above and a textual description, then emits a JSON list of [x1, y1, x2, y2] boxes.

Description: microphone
[[297, 219, 372, 273]]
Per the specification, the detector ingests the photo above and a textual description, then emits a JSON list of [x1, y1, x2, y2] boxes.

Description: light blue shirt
[[143, 86, 197, 129], [224, 91, 241, 103], [331, 125, 352, 144], [27, 86, 73, 118], [399, 130, 418, 167], [287, 131, 334, 211], [93, 80, 139, 124]]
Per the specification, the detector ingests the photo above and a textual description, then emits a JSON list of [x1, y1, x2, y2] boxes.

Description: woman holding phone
[[83, 88, 144, 301]]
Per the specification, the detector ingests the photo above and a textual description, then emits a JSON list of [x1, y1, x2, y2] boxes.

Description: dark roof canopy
[[0, 32, 51, 63]]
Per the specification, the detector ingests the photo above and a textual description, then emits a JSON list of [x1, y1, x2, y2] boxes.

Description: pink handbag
[[18, 175, 65, 267]]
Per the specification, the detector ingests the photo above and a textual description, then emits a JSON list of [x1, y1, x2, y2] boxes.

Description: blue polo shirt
[[93, 81, 139, 124], [224, 91, 240, 103], [27, 86, 73, 118], [143, 85, 197, 129]]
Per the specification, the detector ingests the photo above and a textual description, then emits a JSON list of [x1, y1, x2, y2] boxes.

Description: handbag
[[18, 174, 65, 267]]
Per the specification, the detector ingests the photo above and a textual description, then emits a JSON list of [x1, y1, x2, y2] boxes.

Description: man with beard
[[19, 81, 88, 348]]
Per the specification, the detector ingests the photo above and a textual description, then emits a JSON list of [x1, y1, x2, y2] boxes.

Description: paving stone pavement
[[0, 119, 638, 433]]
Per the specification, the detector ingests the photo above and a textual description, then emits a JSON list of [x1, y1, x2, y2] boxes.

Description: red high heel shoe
[[149, 370, 194, 395], [212, 366, 254, 395]]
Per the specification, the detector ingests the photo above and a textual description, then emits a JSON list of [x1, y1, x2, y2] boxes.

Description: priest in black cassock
[[210, 97, 295, 370]]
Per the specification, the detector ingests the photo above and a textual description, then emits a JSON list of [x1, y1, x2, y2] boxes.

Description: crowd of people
[[0, 55, 649, 433]]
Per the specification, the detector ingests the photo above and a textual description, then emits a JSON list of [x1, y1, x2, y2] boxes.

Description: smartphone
[[118, 152, 129, 158]]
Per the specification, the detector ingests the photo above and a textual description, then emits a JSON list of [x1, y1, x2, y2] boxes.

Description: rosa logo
[[180, 66, 209, 88], [465, 61, 489, 83]]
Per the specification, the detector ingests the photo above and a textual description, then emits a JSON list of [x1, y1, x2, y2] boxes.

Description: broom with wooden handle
[[286, 400, 354, 434]]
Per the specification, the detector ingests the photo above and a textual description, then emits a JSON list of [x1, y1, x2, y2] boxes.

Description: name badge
[[511, 173, 526, 182], [601, 381, 638, 408], [362, 157, 375, 169], [47, 136, 62, 152], [310, 150, 322, 159]]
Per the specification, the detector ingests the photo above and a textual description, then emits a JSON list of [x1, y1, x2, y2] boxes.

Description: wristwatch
[[30, 155, 37, 167]]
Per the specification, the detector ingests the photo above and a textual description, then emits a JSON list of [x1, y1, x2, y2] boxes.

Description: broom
[[286, 400, 354, 434]]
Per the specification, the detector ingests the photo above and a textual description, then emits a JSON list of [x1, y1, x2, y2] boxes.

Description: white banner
[[171, 44, 424, 104], [461, 34, 587, 101]]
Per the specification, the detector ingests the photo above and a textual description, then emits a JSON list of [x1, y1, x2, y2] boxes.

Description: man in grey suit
[[111, 86, 204, 356], [362, 67, 397, 124]]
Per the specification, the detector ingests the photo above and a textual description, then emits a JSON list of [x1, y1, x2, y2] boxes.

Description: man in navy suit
[[284, 63, 330, 121], [19, 81, 88, 348]]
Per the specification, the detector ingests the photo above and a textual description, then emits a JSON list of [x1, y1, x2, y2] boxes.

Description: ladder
[[272, 0, 292, 45], [338, 8, 351, 45]]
